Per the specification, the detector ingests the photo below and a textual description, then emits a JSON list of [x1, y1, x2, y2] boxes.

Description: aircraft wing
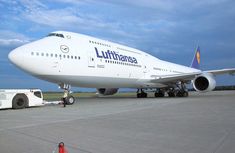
[[150, 68, 235, 84], [150, 72, 201, 84], [205, 68, 235, 75]]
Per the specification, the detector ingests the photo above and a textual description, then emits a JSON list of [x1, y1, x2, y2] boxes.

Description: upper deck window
[[47, 33, 64, 38]]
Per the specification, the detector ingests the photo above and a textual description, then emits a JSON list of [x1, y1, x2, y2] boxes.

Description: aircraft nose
[[8, 47, 24, 67], [8, 49, 17, 64]]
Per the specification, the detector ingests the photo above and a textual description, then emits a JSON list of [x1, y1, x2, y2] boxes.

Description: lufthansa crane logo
[[60, 45, 69, 53], [196, 51, 200, 64]]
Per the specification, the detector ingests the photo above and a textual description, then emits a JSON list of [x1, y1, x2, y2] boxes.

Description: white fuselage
[[8, 31, 200, 88]]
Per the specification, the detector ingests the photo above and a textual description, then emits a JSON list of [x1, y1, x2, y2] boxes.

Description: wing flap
[[150, 68, 235, 85], [205, 68, 235, 75], [150, 72, 201, 84]]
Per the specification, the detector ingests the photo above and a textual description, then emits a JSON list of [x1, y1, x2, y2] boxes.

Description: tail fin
[[190, 46, 201, 69]]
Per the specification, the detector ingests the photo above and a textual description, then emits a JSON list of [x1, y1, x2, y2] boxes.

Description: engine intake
[[97, 88, 119, 95], [193, 73, 216, 92]]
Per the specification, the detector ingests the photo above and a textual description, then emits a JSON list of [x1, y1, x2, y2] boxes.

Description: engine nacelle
[[97, 88, 119, 95], [192, 73, 216, 92]]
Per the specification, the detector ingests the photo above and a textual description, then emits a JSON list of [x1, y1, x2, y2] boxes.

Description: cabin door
[[87, 49, 95, 68], [52, 55, 63, 73], [143, 65, 148, 74], [88, 56, 95, 68]]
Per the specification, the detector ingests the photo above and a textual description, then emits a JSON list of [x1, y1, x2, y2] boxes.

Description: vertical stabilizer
[[190, 46, 201, 69]]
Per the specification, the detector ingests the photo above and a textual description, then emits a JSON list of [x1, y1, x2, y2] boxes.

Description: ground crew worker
[[62, 90, 69, 107]]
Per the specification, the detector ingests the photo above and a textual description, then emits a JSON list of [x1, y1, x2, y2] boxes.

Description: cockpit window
[[47, 33, 64, 38]]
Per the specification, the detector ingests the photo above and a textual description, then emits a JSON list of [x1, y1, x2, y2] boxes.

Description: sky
[[0, 0, 235, 91]]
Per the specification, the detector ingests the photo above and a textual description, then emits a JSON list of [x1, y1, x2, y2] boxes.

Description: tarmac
[[0, 91, 235, 153]]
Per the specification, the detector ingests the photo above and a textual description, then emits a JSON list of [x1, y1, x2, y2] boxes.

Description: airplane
[[8, 31, 235, 104]]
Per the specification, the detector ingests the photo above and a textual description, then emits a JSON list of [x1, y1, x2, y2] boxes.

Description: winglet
[[190, 46, 201, 69]]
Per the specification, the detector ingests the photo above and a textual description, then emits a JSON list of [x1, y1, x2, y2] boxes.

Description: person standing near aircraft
[[62, 90, 68, 107]]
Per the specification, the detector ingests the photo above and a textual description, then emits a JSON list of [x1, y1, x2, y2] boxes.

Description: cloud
[[2, 0, 234, 56], [0, 0, 235, 89], [89, 0, 231, 11], [8, 0, 140, 45], [0, 39, 29, 46], [0, 30, 28, 39], [0, 30, 30, 47], [16, 1, 111, 30]]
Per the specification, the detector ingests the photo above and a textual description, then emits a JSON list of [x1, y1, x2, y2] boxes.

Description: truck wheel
[[12, 94, 28, 109], [66, 95, 75, 105]]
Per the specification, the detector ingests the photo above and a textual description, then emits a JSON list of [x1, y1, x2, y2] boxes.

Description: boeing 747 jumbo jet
[[8, 31, 235, 104]]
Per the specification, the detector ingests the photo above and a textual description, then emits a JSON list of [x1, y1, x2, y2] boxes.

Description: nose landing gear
[[59, 84, 76, 106]]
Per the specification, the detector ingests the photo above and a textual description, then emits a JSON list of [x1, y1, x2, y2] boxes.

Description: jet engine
[[192, 73, 216, 92], [97, 88, 119, 95]]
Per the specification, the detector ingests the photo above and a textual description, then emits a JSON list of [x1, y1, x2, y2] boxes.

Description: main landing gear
[[137, 89, 147, 98], [136, 82, 189, 98], [59, 84, 76, 105], [175, 82, 189, 97], [154, 89, 165, 97], [166, 88, 188, 97], [164, 82, 189, 98]]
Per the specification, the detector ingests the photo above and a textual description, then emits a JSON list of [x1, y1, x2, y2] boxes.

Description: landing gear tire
[[176, 91, 183, 97], [66, 95, 75, 105], [176, 91, 188, 97], [183, 91, 189, 97], [12, 94, 28, 109], [137, 92, 147, 98], [168, 91, 175, 97], [155, 91, 165, 97]]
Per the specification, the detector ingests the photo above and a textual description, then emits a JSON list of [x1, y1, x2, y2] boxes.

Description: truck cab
[[0, 89, 44, 109]]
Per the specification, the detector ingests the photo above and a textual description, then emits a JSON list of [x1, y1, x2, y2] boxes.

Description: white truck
[[0, 89, 44, 109]]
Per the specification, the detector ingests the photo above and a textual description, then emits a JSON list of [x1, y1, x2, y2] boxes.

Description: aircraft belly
[[35, 75, 141, 88]]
